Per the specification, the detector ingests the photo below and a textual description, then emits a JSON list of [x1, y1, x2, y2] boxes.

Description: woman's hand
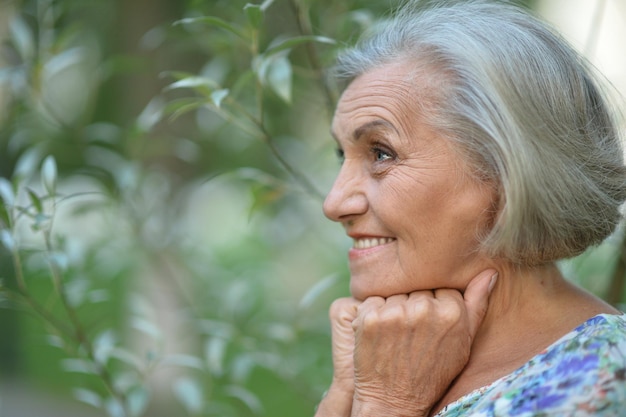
[[350, 269, 497, 417], [315, 297, 361, 417]]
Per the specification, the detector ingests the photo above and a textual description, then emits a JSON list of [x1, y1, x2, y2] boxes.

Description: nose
[[323, 163, 368, 223]]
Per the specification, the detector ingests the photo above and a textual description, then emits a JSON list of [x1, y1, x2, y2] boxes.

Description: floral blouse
[[437, 313, 626, 416]]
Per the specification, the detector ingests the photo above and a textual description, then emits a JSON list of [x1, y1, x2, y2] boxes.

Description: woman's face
[[324, 62, 495, 300]]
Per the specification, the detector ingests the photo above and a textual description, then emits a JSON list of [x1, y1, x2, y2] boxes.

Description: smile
[[353, 237, 396, 249]]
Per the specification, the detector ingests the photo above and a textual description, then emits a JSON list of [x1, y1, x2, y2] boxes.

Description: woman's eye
[[336, 148, 345, 163], [373, 147, 393, 162]]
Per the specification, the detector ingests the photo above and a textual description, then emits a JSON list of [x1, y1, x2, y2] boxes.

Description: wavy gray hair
[[335, 0, 626, 265]]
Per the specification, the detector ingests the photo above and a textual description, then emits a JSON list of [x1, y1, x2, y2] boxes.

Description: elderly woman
[[315, 1, 626, 416]]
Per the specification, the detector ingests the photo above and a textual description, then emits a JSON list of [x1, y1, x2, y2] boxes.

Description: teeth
[[353, 237, 395, 249]]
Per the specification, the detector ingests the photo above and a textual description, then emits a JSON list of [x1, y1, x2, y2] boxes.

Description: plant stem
[[258, 126, 324, 199], [219, 99, 324, 199], [290, 0, 339, 118]]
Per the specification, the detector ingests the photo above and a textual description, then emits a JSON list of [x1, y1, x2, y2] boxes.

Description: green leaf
[[26, 188, 43, 214], [248, 181, 285, 217], [173, 377, 204, 414], [231, 353, 255, 382], [267, 55, 292, 103], [160, 70, 196, 81], [244, 4, 264, 29], [93, 330, 116, 365], [41, 155, 57, 196], [128, 387, 149, 417], [164, 97, 207, 121], [9, 16, 35, 61], [108, 347, 145, 371], [73, 388, 102, 409], [0, 203, 10, 228], [229, 69, 256, 98], [161, 354, 205, 370], [263, 35, 336, 57], [131, 317, 161, 340], [164, 76, 220, 92], [205, 337, 227, 376], [105, 397, 125, 417], [0, 178, 15, 207], [136, 97, 164, 132], [50, 252, 69, 273], [198, 319, 236, 339], [0, 230, 15, 252], [259, 0, 276, 11], [173, 16, 248, 41], [46, 334, 65, 349], [65, 279, 88, 308], [15, 147, 43, 179], [210, 88, 229, 108], [61, 358, 98, 375], [88, 289, 110, 303], [224, 385, 263, 415], [31, 213, 51, 231]]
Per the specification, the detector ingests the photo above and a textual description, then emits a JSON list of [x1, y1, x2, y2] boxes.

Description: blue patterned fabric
[[437, 314, 626, 416]]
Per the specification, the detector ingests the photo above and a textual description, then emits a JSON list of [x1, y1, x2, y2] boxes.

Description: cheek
[[377, 167, 442, 204]]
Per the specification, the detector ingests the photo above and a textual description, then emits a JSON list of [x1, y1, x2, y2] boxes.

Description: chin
[[350, 281, 370, 301], [350, 281, 393, 301]]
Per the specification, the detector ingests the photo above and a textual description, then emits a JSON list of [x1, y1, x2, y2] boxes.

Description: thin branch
[[218, 99, 324, 199], [258, 125, 324, 199], [289, 0, 339, 117]]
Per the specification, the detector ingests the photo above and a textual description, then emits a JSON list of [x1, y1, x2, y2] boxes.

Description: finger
[[356, 296, 385, 314], [463, 269, 498, 337], [407, 290, 437, 314], [407, 290, 435, 302], [329, 297, 360, 324], [432, 287, 463, 302], [353, 296, 385, 331], [382, 293, 409, 306]]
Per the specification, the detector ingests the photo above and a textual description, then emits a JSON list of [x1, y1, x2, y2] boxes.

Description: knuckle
[[358, 310, 380, 331], [442, 302, 463, 321], [329, 297, 356, 319], [379, 304, 406, 323], [407, 299, 430, 321]]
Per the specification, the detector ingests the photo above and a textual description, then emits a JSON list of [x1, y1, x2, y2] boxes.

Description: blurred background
[[0, 0, 624, 416]]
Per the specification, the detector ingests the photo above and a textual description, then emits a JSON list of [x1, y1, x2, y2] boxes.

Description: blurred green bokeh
[[0, 1, 624, 416]]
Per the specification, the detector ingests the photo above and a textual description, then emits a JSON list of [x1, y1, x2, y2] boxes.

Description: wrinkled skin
[[315, 61, 498, 417], [316, 270, 496, 417]]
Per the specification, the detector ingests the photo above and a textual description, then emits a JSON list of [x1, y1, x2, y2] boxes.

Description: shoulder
[[496, 313, 626, 416], [441, 313, 626, 417]]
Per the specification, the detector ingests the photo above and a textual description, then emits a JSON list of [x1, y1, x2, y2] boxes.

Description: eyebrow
[[353, 119, 397, 141], [330, 119, 398, 142]]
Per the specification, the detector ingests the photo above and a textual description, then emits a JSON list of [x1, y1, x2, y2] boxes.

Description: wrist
[[315, 382, 354, 417], [351, 394, 428, 417], [330, 377, 355, 396]]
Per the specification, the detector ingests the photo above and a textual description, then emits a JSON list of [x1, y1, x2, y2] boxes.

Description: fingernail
[[488, 272, 498, 294]]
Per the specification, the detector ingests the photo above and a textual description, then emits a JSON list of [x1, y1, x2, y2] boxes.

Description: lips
[[352, 237, 396, 249]]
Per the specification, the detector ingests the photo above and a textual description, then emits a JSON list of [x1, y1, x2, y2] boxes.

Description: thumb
[[328, 297, 360, 384], [463, 269, 498, 338], [329, 297, 360, 327]]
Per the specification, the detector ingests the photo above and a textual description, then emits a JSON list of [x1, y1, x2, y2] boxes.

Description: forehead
[[332, 62, 428, 140]]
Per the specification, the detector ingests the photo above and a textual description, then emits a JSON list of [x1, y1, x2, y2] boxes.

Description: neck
[[471, 260, 617, 369], [431, 260, 618, 416], [483, 262, 562, 321]]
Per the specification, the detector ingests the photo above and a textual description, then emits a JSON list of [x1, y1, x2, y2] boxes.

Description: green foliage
[[0, 0, 362, 415], [0, 0, 624, 416]]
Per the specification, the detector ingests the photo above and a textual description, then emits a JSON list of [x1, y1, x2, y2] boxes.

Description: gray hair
[[335, 0, 626, 265]]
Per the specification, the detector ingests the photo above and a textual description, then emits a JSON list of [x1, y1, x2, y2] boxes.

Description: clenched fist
[[315, 269, 497, 417]]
